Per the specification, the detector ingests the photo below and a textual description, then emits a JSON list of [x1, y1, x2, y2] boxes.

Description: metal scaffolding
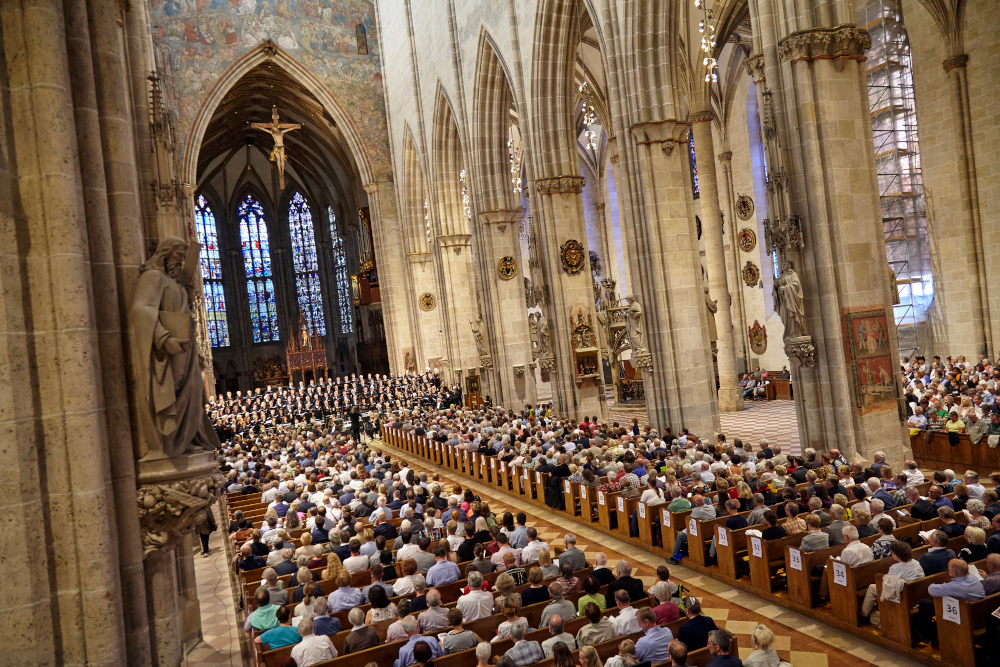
[[861, 0, 933, 359]]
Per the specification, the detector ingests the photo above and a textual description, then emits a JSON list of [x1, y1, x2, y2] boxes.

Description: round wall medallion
[[742, 261, 761, 287], [736, 194, 755, 221], [738, 227, 757, 253], [560, 239, 586, 274], [418, 293, 436, 311], [497, 256, 518, 280]]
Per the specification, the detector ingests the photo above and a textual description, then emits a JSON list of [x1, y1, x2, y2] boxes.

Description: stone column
[[534, 176, 606, 420], [718, 151, 751, 368], [627, 121, 719, 435], [479, 209, 537, 407], [943, 54, 993, 358], [691, 112, 743, 411], [144, 548, 181, 667], [436, 234, 479, 384]]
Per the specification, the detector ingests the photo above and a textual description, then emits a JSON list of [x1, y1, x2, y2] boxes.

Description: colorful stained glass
[[239, 194, 279, 343], [689, 132, 700, 198], [329, 206, 353, 334], [288, 192, 326, 336], [194, 195, 229, 347]]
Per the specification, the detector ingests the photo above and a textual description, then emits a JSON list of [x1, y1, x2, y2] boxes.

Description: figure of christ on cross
[[251, 105, 301, 189]]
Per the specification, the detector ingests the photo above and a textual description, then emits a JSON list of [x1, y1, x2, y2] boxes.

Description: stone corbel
[[777, 26, 872, 68], [630, 119, 689, 155], [137, 455, 225, 558], [529, 361, 537, 371], [513, 365, 525, 378], [437, 234, 472, 256], [479, 355, 494, 370], [538, 354, 556, 371], [408, 252, 434, 264], [784, 335, 817, 367], [763, 215, 804, 253], [632, 352, 653, 370], [535, 176, 586, 195], [744, 53, 765, 82]]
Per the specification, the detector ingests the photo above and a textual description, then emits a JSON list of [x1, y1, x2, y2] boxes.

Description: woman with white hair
[[743, 624, 779, 667]]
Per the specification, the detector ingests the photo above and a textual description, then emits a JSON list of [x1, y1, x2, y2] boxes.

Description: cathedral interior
[[1, 0, 999, 665]]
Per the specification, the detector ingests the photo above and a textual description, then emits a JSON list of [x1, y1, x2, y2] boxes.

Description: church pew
[[715, 518, 791, 581], [635, 500, 658, 546], [596, 488, 619, 531], [534, 470, 550, 505], [747, 532, 805, 594], [614, 494, 639, 540], [934, 591, 1000, 667], [498, 460, 511, 492], [563, 479, 580, 517], [578, 483, 598, 524], [660, 508, 693, 556], [263, 634, 412, 667], [486, 454, 498, 486]]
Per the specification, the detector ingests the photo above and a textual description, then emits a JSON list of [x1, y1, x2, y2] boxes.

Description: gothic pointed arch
[[402, 127, 433, 250], [431, 88, 471, 238], [472, 31, 520, 213], [234, 189, 281, 344]]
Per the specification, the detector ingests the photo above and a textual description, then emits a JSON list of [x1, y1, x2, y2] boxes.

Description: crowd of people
[[902, 354, 1000, 443], [213, 367, 1000, 667]]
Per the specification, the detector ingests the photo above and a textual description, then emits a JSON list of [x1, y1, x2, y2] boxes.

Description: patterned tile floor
[[609, 398, 802, 457]]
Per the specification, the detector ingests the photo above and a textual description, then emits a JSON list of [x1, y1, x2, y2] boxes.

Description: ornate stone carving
[[132, 237, 219, 461], [404, 351, 418, 373], [262, 39, 279, 58], [632, 352, 653, 370], [528, 361, 537, 371], [419, 292, 436, 311], [744, 53, 766, 82], [560, 239, 586, 274], [479, 355, 494, 370], [784, 336, 817, 367], [777, 26, 872, 64], [749, 320, 768, 354], [471, 318, 489, 357], [738, 228, 757, 252], [689, 110, 715, 124], [742, 261, 761, 287], [524, 277, 535, 307], [513, 365, 525, 378], [252, 354, 287, 382], [717, 151, 733, 162], [736, 194, 755, 221], [138, 471, 225, 557], [538, 354, 556, 371], [763, 215, 804, 253], [535, 176, 586, 195], [943, 54, 969, 72]]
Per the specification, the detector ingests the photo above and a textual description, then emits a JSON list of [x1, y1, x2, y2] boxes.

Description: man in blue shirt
[[395, 616, 442, 667], [509, 513, 529, 549], [917, 532, 956, 576], [327, 572, 364, 611], [255, 605, 301, 649], [425, 544, 461, 586], [635, 607, 672, 664], [916, 558, 985, 643]]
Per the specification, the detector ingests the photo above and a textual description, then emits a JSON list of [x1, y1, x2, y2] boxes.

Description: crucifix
[[251, 105, 301, 189]]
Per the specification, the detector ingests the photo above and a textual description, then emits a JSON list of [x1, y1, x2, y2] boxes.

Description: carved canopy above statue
[[287, 311, 328, 381]]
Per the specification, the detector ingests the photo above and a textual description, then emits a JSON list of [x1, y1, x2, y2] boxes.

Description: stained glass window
[[689, 131, 700, 199], [288, 192, 325, 336], [329, 206, 353, 334], [194, 195, 229, 347], [239, 194, 279, 343]]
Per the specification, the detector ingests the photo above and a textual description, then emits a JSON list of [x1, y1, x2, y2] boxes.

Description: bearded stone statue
[[131, 237, 219, 461]]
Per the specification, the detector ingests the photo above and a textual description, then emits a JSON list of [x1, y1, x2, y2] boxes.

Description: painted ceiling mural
[[148, 0, 392, 180]]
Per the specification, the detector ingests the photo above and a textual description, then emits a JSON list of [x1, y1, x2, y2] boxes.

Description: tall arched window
[[239, 194, 279, 343], [288, 192, 325, 336], [329, 206, 353, 334], [195, 195, 229, 347]]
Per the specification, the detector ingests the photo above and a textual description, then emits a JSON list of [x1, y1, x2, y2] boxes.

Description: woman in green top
[[576, 575, 607, 615]]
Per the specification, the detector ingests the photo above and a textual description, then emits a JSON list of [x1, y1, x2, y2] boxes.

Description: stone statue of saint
[[704, 285, 718, 343], [774, 261, 805, 338], [625, 295, 647, 354], [300, 324, 311, 350], [470, 318, 489, 357], [538, 311, 551, 356], [131, 237, 220, 461], [404, 351, 417, 373]]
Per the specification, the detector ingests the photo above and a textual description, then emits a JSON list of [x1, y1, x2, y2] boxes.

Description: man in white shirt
[[541, 615, 576, 658], [964, 471, 987, 500], [343, 539, 369, 574], [611, 589, 639, 636], [819, 525, 873, 597], [397, 532, 421, 562], [520, 528, 549, 563], [289, 617, 337, 666], [902, 460, 925, 486], [455, 571, 494, 621], [869, 499, 895, 529]]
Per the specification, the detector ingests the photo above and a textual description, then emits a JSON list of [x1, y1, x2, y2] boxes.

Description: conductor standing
[[349, 405, 362, 442]]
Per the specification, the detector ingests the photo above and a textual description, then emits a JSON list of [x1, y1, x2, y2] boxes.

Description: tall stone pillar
[[627, 121, 719, 436], [479, 209, 537, 407], [534, 176, 606, 420], [746, 0, 910, 461], [942, 54, 993, 358], [718, 151, 751, 367], [691, 112, 744, 411]]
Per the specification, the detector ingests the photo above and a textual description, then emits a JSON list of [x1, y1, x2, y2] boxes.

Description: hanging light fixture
[[697, 0, 719, 82], [460, 169, 471, 222], [424, 197, 431, 246], [578, 81, 599, 150], [507, 138, 523, 195]]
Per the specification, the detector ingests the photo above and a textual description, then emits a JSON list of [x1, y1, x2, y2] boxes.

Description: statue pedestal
[[137, 450, 217, 486]]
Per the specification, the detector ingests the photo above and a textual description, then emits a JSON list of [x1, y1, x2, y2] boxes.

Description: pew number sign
[[662, 509, 671, 527], [717, 527, 728, 547], [524, 469, 529, 480], [689, 518, 698, 537], [580, 487, 587, 499], [749, 536, 763, 558], [832, 562, 848, 587], [536, 472, 542, 484], [638, 503, 646, 519], [941, 596, 961, 624], [617, 496, 625, 512], [565, 480, 571, 493], [789, 548, 802, 571], [598, 491, 606, 506]]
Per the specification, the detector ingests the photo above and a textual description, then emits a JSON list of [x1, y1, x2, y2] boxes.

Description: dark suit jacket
[[919, 548, 956, 576], [591, 567, 616, 586], [910, 499, 937, 521], [604, 575, 645, 608], [273, 560, 298, 576]]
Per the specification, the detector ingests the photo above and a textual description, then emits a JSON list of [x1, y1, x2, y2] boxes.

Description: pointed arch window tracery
[[329, 207, 353, 334], [194, 194, 229, 347], [239, 194, 280, 343], [288, 192, 326, 336]]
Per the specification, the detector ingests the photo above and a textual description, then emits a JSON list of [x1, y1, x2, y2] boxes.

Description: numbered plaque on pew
[[788, 547, 802, 571], [749, 536, 763, 559], [717, 525, 729, 547], [597, 490, 617, 531], [636, 502, 653, 544], [563, 480, 579, 517], [534, 471, 548, 503]]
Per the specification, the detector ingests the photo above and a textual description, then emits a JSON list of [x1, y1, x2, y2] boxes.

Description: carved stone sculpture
[[784, 336, 817, 367], [513, 365, 525, 378], [773, 262, 806, 339], [131, 237, 220, 461], [137, 473, 225, 557], [704, 285, 718, 343], [537, 311, 551, 356], [404, 351, 417, 373], [624, 295, 648, 355], [471, 318, 489, 357]]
